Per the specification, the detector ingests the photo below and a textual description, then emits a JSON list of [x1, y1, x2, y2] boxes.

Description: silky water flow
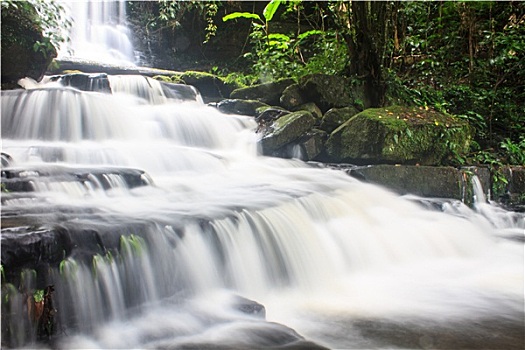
[[58, 0, 135, 65], [1, 73, 524, 349]]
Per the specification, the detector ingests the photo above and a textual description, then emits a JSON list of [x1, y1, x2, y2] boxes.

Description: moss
[[261, 111, 315, 152], [327, 105, 472, 165], [1, 3, 57, 84], [152, 75, 173, 83]]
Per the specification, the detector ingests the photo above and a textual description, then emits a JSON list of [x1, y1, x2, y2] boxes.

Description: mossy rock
[[260, 111, 316, 155], [320, 106, 360, 133], [298, 74, 366, 113], [326, 105, 472, 165], [280, 84, 305, 110], [350, 165, 465, 199], [293, 102, 323, 120], [230, 78, 295, 105], [171, 71, 240, 102], [217, 99, 269, 116], [1, 3, 57, 87]]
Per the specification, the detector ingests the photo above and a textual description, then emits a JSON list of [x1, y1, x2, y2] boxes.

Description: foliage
[[1, 0, 71, 57], [500, 137, 525, 165], [223, 1, 347, 81], [133, 0, 220, 44], [390, 1, 524, 162], [127, 1, 523, 165], [33, 289, 44, 303]]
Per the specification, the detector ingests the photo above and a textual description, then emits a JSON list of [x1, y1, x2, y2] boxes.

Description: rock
[[175, 71, 240, 103], [349, 165, 468, 199], [279, 84, 305, 110], [232, 295, 266, 318], [231, 78, 295, 105], [326, 106, 472, 165], [49, 58, 183, 77], [1, 3, 57, 88], [0, 214, 154, 280], [1, 165, 151, 193], [301, 129, 328, 160], [293, 102, 323, 120], [277, 129, 327, 161], [217, 99, 269, 116], [298, 74, 366, 113], [47, 73, 111, 93], [255, 107, 289, 126], [500, 166, 525, 210], [1, 153, 13, 167], [160, 82, 201, 102], [320, 106, 360, 133], [259, 111, 316, 155], [0, 226, 73, 275]]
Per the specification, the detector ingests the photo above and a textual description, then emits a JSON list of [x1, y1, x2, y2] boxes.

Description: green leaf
[[297, 30, 323, 41], [267, 33, 290, 42], [223, 12, 261, 22], [263, 0, 281, 22]]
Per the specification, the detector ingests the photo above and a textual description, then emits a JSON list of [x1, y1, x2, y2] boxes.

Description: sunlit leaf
[[223, 12, 261, 22], [263, 0, 281, 22]]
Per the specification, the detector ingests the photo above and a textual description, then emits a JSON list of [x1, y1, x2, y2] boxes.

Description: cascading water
[[3, 0, 525, 340], [58, 0, 135, 64], [1, 72, 523, 349]]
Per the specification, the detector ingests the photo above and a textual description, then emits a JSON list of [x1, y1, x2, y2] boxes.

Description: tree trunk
[[346, 1, 387, 108]]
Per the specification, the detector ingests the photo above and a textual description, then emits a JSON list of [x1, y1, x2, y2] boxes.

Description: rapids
[[1, 74, 524, 349]]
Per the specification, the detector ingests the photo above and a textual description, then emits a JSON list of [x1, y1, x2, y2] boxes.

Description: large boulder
[[280, 84, 305, 110], [298, 74, 367, 113], [230, 78, 295, 105], [294, 102, 323, 120], [348, 165, 488, 200], [259, 111, 316, 155], [1, 3, 57, 88], [326, 106, 472, 165]]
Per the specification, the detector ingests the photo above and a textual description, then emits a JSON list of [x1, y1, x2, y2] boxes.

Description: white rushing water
[[1, 77, 524, 349], [58, 0, 135, 64]]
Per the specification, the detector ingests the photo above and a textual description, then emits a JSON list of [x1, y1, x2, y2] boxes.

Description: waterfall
[[59, 0, 135, 64], [1, 76, 524, 349]]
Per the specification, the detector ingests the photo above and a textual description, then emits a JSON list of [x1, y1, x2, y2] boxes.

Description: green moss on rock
[[1, 3, 57, 87], [298, 74, 367, 113], [326, 106, 472, 165], [260, 111, 316, 154], [230, 78, 295, 105], [320, 106, 360, 133], [164, 71, 239, 102]]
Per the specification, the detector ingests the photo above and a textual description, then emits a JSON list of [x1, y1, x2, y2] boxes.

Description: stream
[[1, 1, 524, 349]]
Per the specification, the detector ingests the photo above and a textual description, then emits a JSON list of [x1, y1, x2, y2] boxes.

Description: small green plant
[[120, 234, 146, 256], [224, 0, 289, 81], [500, 137, 525, 165], [33, 289, 44, 303], [223, 1, 347, 81], [59, 258, 78, 277]]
